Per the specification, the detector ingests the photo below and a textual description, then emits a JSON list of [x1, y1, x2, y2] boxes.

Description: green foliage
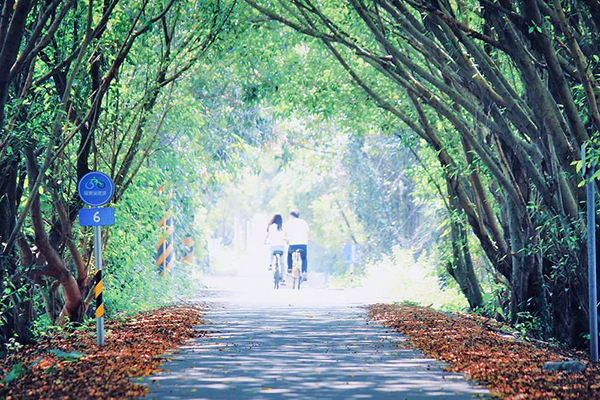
[[0, 362, 25, 384], [3, 0, 598, 348], [514, 312, 544, 339], [47, 349, 83, 361], [0, 0, 253, 346], [474, 280, 510, 321]]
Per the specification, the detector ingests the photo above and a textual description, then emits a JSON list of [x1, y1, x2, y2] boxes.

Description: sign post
[[93, 225, 104, 346], [78, 171, 115, 347], [583, 144, 598, 362], [343, 243, 361, 274]]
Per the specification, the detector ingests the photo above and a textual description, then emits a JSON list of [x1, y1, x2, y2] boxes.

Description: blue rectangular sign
[[343, 243, 360, 264], [79, 207, 115, 226]]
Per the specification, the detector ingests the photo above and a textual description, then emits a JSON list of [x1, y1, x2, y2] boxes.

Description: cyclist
[[264, 214, 285, 277], [284, 210, 309, 281]]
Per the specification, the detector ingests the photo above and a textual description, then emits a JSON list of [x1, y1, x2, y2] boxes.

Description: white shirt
[[267, 224, 286, 246], [284, 217, 309, 245]]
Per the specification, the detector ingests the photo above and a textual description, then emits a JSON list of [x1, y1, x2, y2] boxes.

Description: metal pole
[[584, 144, 598, 362], [93, 225, 105, 347]]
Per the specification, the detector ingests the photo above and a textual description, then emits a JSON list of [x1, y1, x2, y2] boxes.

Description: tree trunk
[[447, 179, 484, 310]]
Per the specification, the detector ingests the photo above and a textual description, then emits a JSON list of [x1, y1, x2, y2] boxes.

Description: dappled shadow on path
[[143, 284, 487, 399]]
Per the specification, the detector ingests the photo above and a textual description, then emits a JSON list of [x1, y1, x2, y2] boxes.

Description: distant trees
[[245, 0, 600, 344], [345, 135, 431, 252]]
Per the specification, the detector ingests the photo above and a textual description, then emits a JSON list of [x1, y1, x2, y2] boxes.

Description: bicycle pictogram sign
[[85, 177, 106, 190], [78, 171, 114, 206]]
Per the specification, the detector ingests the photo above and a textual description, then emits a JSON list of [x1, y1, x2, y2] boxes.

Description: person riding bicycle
[[264, 214, 285, 273], [284, 210, 309, 281]]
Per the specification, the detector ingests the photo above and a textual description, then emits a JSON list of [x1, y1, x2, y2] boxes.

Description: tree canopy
[[242, 0, 600, 345], [1, 0, 600, 351]]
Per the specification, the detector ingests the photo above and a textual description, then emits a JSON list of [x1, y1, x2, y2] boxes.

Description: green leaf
[[29, 357, 44, 368], [1, 362, 24, 384], [48, 349, 83, 360]]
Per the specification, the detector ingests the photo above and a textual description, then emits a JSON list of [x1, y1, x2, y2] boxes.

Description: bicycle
[[85, 177, 106, 190], [291, 249, 303, 290], [271, 251, 284, 289]]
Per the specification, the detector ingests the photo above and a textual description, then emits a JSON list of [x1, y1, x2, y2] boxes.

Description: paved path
[[144, 278, 487, 399]]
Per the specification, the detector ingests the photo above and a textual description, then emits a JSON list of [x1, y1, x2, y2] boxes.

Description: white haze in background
[[206, 210, 467, 310]]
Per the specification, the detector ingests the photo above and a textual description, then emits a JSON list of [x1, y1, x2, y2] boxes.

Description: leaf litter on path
[[369, 303, 599, 399], [0, 305, 205, 399]]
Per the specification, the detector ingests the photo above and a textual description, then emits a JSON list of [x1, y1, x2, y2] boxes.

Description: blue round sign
[[78, 171, 114, 206]]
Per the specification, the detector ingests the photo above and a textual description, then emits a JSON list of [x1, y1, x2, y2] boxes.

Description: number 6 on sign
[[79, 208, 115, 226]]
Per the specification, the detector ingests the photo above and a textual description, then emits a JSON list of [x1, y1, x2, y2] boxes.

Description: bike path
[[143, 283, 488, 399]]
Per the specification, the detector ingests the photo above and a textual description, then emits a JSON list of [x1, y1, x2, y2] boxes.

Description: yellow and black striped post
[[183, 235, 195, 265], [156, 237, 166, 274], [94, 269, 104, 344], [93, 225, 105, 346], [156, 187, 175, 276]]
